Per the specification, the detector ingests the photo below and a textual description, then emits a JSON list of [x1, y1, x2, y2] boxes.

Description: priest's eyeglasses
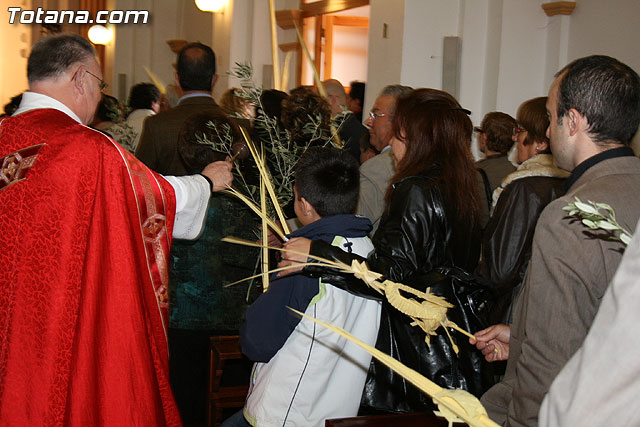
[[73, 69, 108, 91], [85, 71, 109, 91]]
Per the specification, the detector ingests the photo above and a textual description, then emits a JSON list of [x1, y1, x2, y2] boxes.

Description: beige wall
[[0, 1, 31, 112], [105, 0, 213, 103], [362, 0, 405, 115], [364, 0, 639, 138], [3, 0, 640, 152]]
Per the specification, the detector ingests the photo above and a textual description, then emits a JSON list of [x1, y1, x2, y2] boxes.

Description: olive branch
[[563, 197, 632, 245]]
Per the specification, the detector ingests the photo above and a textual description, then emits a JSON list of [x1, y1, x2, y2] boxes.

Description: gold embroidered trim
[[0, 143, 46, 192]]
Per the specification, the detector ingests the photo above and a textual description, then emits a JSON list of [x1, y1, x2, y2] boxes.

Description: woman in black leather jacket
[[476, 97, 568, 325], [279, 89, 493, 414]]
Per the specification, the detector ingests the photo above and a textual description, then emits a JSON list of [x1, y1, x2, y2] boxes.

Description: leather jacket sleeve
[[477, 177, 565, 295], [305, 178, 445, 296], [306, 239, 384, 301], [368, 177, 445, 282]]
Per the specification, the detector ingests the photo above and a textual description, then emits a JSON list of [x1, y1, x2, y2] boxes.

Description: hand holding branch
[[277, 237, 312, 275], [201, 159, 233, 192]]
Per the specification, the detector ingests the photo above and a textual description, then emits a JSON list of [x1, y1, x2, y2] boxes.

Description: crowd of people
[[2, 32, 640, 427]]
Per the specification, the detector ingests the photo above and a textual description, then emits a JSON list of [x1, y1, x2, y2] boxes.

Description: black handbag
[[360, 266, 496, 414]]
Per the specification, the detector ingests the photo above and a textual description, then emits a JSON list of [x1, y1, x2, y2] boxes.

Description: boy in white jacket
[[223, 147, 381, 427]]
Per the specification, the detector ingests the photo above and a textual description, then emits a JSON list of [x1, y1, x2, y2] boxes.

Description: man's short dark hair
[[27, 34, 96, 83], [555, 55, 640, 145], [177, 42, 216, 92], [294, 147, 359, 217], [349, 81, 365, 104], [128, 83, 161, 111]]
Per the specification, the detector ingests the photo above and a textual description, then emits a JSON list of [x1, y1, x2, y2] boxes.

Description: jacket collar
[[177, 93, 216, 107], [491, 154, 569, 209], [565, 146, 635, 191], [288, 214, 372, 242]]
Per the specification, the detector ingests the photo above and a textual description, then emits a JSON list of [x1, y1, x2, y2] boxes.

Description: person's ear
[[567, 108, 582, 136], [72, 65, 86, 95], [174, 72, 181, 89], [300, 196, 313, 216], [211, 73, 218, 90], [537, 140, 549, 152]]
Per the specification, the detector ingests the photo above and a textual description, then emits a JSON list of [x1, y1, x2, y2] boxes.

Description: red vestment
[[0, 109, 182, 426]]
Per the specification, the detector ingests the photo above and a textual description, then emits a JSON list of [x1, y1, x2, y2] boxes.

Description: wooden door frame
[[302, 1, 369, 84]]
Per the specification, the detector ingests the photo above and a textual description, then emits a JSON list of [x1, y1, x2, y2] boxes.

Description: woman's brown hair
[[517, 96, 550, 152], [480, 112, 517, 154], [390, 88, 482, 224]]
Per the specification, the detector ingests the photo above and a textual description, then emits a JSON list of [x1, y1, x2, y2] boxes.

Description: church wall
[[2, 0, 640, 151], [362, 0, 405, 118], [106, 0, 213, 103], [399, 0, 460, 92], [0, 0, 31, 111], [492, 0, 547, 117]]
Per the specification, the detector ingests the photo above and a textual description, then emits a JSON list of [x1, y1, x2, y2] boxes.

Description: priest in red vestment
[[0, 34, 232, 426]]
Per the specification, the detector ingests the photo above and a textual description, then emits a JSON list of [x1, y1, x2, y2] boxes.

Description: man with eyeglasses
[[0, 34, 232, 425], [357, 84, 412, 235]]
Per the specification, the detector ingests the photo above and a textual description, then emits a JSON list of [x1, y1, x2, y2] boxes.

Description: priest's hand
[[469, 324, 510, 362], [277, 237, 312, 276], [202, 160, 233, 192]]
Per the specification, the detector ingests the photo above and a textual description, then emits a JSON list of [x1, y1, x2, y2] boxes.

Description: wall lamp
[[195, 0, 227, 13], [87, 24, 113, 45]]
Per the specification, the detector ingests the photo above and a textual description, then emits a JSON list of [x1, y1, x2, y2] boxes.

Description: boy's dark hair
[[27, 34, 96, 83], [128, 83, 160, 111], [555, 55, 640, 145], [294, 147, 359, 217], [177, 42, 216, 92]]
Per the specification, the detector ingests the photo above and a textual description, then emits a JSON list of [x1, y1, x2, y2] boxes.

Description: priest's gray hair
[[27, 34, 97, 83]]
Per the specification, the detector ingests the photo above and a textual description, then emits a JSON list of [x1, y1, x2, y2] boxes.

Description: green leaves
[[564, 197, 632, 246], [594, 220, 619, 231], [573, 201, 599, 215]]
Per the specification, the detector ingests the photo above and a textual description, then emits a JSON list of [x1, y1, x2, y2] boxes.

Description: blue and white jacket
[[240, 215, 381, 427]]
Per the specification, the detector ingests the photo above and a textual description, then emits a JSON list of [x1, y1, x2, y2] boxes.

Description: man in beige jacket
[[473, 55, 640, 426]]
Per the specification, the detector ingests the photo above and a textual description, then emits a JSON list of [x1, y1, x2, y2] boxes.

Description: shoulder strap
[[477, 168, 492, 212]]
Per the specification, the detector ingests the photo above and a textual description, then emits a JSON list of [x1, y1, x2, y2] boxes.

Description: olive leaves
[[563, 197, 632, 245]]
